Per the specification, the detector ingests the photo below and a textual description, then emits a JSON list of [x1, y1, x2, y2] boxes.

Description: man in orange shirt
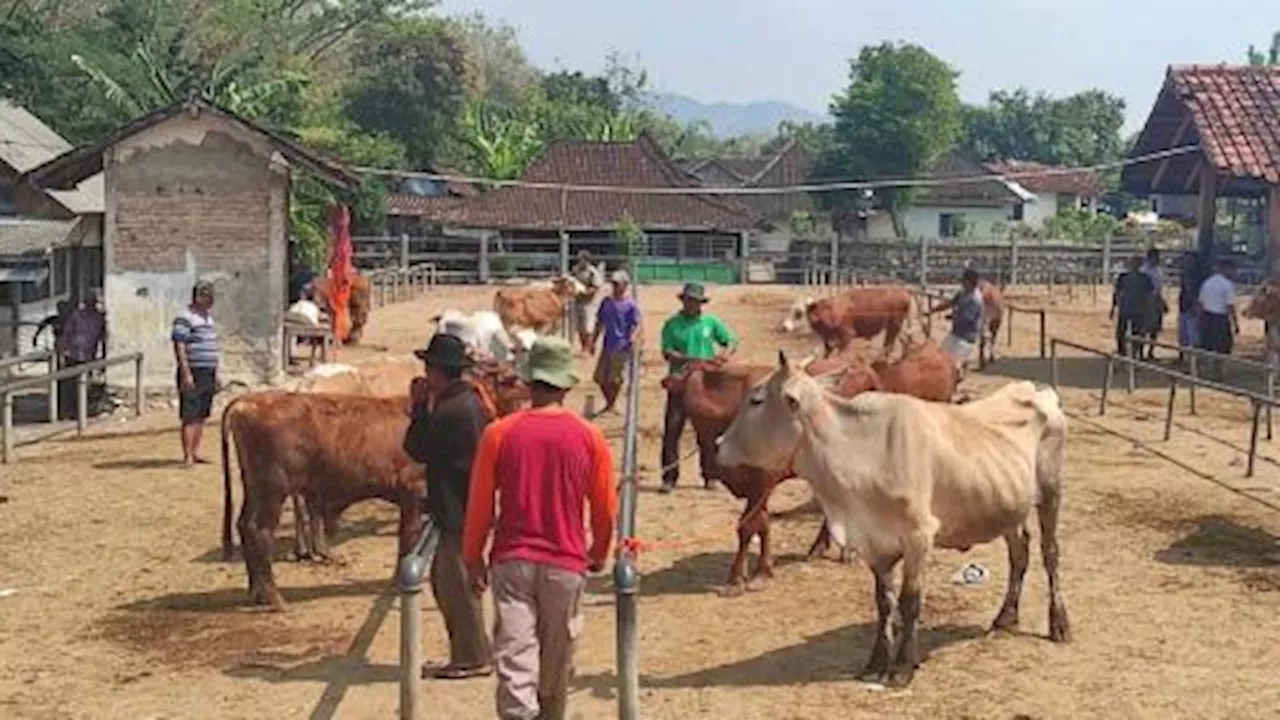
[[463, 337, 617, 720]]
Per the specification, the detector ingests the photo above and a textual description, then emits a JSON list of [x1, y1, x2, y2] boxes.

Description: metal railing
[[0, 348, 56, 375], [614, 260, 642, 720], [397, 517, 442, 720], [1049, 338, 1279, 477], [1, 352, 144, 463], [369, 264, 437, 308], [1123, 334, 1278, 439]]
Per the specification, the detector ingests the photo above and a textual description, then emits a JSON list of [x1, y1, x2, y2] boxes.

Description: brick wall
[[114, 192, 270, 272]]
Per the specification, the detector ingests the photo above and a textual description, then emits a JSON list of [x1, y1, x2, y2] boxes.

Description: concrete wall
[[102, 114, 288, 387], [1022, 193, 1059, 229], [867, 205, 1015, 240]]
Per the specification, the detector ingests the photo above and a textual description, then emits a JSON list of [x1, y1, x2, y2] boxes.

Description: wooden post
[[1102, 234, 1112, 290], [134, 355, 143, 417], [1009, 238, 1019, 286], [1196, 171, 1219, 256], [2, 391, 13, 463], [1267, 185, 1280, 281], [559, 230, 570, 274], [479, 233, 491, 284], [399, 233, 410, 270], [919, 237, 929, 291]]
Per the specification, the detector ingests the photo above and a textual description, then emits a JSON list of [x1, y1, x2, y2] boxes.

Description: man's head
[[610, 269, 630, 298], [1181, 251, 1198, 270], [519, 336, 578, 407], [54, 300, 70, 316], [1128, 255, 1144, 271], [415, 333, 473, 393], [576, 249, 591, 264], [678, 282, 709, 316], [191, 281, 215, 312], [1146, 248, 1160, 265], [961, 268, 979, 291]]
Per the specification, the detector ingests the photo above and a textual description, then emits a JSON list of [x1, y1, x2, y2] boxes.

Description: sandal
[[422, 662, 493, 680]]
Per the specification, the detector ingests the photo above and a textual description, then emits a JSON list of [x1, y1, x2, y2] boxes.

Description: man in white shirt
[[1197, 257, 1238, 380]]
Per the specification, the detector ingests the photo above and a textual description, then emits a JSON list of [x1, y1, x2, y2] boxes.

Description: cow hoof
[[745, 574, 773, 592], [717, 582, 747, 598], [886, 666, 916, 688], [251, 588, 287, 611], [1049, 608, 1071, 643], [988, 612, 1019, 635]]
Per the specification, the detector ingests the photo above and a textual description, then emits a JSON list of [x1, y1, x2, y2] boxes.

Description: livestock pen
[[2, 282, 1279, 719]]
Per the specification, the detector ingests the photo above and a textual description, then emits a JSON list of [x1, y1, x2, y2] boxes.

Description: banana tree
[[458, 99, 545, 181]]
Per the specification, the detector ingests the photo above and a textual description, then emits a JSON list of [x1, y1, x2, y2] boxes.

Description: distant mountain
[[645, 92, 827, 138]]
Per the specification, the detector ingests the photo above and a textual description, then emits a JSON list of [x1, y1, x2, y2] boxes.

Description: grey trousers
[[430, 532, 492, 668], [491, 560, 587, 720]]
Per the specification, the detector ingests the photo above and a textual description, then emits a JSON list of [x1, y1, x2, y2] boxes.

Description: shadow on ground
[[639, 551, 811, 596], [1155, 515, 1280, 569], [573, 621, 986, 699]]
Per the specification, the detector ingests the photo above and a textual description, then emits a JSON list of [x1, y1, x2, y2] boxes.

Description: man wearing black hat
[[402, 333, 494, 680], [658, 282, 737, 494]]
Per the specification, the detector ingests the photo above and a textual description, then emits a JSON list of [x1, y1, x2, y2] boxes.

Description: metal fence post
[[1247, 401, 1263, 478], [76, 372, 87, 435], [134, 354, 144, 417], [1050, 339, 1059, 389], [397, 519, 440, 720], [1267, 368, 1275, 441], [1163, 376, 1177, 441], [1006, 307, 1014, 347], [919, 237, 929, 291], [615, 258, 642, 720], [46, 353, 57, 423], [1038, 311, 1047, 359], [1009, 239, 1019, 286], [1189, 355, 1198, 415], [400, 233, 410, 270], [1100, 357, 1114, 416], [2, 392, 12, 464]]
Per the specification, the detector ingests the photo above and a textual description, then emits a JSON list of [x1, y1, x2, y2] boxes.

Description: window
[[939, 213, 967, 238], [1011, 203, 1025, 222], [0, 184, 14, 216]]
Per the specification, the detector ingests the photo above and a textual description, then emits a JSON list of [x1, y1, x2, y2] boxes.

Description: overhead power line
[[353, 145, 1201, 196]]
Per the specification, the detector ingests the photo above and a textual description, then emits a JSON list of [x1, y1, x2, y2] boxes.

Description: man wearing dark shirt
[[926, 268, 985, 381], [402, 333, 494, 680], [1177, 251, 1206, 354], [1111, 256, 1155, 358]]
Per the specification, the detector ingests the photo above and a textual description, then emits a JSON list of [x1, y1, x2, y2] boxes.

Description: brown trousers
[[491, 560, 587, 720], [430, 533, 492, 668]]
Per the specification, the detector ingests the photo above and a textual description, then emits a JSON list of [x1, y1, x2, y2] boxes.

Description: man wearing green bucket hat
[[658, 282, 737, 493], [463, 336, 618, 720]]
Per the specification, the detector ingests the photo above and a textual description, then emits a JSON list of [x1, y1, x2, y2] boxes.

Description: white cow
[[716, 354, 1070, 686], [435, 309, 526, 363]]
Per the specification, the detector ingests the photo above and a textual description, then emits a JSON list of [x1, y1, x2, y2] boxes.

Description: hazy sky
[[438, 0, 1277, 133]]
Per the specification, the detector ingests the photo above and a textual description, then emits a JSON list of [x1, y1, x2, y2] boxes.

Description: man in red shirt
[[463, 337, 617, 720]]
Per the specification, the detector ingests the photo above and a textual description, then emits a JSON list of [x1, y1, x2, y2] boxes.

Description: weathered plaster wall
[[103, 114, 288, 387]]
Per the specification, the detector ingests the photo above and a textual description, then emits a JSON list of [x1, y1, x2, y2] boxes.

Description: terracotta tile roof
[[386, 194, 467, 216], [433, 132, 758, 232], [1165, 64, 1280, 183], [984, 160, 1101, 198]]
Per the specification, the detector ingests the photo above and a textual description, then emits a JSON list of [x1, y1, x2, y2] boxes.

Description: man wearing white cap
[[590, 269, 641, 415]]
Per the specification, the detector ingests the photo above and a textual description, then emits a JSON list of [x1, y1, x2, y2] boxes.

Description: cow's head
[[552, 275, 583, 299], [471, 360, 530, 416], [1244, 283, 1280, 320], [716, 351, 818, 473], [780, 296, 815, 333]]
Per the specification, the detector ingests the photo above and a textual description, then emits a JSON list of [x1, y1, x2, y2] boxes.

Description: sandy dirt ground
[[3, 281, 1280, 720]]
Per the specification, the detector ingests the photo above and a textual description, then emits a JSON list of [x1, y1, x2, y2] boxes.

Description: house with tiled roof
[[418, 132, 760, 282], [682, 139, 813, 223], [0, 99, 106, 356], [23, 94, 355, 386], [1122, 64, 1280, 261]]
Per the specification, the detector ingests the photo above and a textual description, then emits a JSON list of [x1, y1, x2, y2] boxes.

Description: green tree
[[343, 17, 470, 169], [960, 88, 1126, 167], [455, 99, 545, 181], [450, 11, 538, 108], [820, 42, 962, 237], [1248, 32, 1280, 65]]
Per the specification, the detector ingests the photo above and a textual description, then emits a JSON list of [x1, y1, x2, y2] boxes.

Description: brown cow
[[1244, 282, 1280, 365], [977, 279, 1006, 365], [804, 286, 916, 356], [312, 273, 372, 344], [221, 363, 529, 609], [493, 276, 580, 335]]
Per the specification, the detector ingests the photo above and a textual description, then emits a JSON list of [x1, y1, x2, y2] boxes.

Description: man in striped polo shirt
[[172, 281, 220, 465], [463, 337, 617, 720]]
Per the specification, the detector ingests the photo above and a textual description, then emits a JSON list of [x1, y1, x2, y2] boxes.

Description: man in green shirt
[[659, 282, 737, 493]]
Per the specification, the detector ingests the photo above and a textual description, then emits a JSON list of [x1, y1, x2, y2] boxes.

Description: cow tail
[[220, 395, 242, 560]]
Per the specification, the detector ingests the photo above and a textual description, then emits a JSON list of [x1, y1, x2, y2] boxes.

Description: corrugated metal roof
[[0, 100, 73, 174], [46, 172, 104, 214], [0, 217, 75, 256]]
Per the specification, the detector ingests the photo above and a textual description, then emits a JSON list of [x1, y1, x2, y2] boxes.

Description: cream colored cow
[[716, 354, 1070, 686]]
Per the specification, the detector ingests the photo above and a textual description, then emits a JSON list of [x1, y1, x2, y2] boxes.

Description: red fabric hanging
[[327, 204, 354, 343]]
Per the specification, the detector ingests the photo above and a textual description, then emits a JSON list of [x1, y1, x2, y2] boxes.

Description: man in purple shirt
[[591, 270, 642, 415]]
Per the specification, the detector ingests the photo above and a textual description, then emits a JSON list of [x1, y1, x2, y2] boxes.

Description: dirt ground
[[3, 282, 1280, 720]]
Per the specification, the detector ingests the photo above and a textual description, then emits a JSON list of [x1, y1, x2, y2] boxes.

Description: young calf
[[716, 354, 1070, 686]]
